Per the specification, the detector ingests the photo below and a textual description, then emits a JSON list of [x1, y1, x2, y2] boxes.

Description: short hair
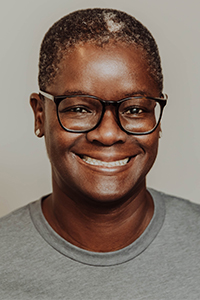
[[39, 8, 163, 92]]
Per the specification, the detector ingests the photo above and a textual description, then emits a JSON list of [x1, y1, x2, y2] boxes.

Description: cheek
[[43, 107, 67, 165], [43, 103, 67, 154], [145, 134, 159, 169], [43, 112, 83, 169], [136, 131, 159, 169], [44, 129, 70, 161], [44, 111, 58, 160]]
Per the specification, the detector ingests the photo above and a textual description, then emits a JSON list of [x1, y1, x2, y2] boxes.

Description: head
[[38, 8, 163, 93], [31, 8, 165, 206]]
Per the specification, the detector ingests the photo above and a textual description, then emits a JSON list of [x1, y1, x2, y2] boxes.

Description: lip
[[75, 153, 136, 173], [82, 155, 130, 167], [76, 152, 134, 162]]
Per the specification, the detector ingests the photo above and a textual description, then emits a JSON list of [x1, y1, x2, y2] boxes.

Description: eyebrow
[[62, 89, 150, 98], [124, 90, 149, 97], [62, 90, 89, 96]]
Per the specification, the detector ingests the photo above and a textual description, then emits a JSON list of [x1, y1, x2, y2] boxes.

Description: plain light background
[[0, 0, 200, 217]]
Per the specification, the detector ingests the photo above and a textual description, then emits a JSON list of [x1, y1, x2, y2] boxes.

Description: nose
[[86, 108, 127, 145]]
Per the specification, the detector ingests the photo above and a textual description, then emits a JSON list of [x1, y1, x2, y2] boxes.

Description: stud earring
[[159, 130, 162, 138], [35, 129, 40, 136]]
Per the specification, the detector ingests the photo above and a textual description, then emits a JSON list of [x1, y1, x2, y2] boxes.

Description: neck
[[42, 179, 154, 252]]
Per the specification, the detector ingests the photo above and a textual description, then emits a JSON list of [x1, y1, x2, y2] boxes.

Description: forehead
[[60, 42, 147, 71], [48, 42, 159, 97]]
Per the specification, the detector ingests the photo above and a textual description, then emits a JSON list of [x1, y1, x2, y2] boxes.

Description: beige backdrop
[[0, 0, 200, 217]]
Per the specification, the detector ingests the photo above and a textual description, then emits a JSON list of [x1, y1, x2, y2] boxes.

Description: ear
[[158, 124, 162, 138], [30, 93, 45, 137]]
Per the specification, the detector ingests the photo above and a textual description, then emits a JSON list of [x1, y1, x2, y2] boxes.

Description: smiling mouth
[[81, 156, 130, 167]]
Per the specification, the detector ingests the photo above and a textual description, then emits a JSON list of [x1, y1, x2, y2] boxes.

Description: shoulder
[[0, 203, 31, 229], [149, 188, 200, 239], [150, 188, 200, 214], [0, 199, 47, 271], [0, 200, 40, 246], [149, 188, 200, 213]]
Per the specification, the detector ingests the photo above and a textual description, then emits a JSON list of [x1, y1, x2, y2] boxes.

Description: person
[[0, 8, 200, 299]]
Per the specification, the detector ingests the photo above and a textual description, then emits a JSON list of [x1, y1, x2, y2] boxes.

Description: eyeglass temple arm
[[39, 90, 54, 101], [161, 93, 168, 101]]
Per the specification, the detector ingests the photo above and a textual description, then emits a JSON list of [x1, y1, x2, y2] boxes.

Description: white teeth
[[82, 156, 129, 167]]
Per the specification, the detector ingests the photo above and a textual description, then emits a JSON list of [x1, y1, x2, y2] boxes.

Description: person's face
[[31, 42, 161, 205]]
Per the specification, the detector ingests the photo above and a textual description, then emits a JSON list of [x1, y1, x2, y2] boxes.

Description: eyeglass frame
[[39, 90, 167, 135]]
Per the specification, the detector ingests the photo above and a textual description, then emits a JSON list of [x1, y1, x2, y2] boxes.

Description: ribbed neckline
[[29, 188, 165, 266]]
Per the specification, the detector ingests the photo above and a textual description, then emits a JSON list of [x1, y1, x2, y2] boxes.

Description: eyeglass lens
[[57, 96, 161, 133]]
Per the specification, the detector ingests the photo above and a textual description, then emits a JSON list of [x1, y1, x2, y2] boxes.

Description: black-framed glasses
[[39, 90, 167, 135]]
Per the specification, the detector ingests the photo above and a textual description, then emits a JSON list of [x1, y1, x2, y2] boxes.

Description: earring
[[35, 129, 40, 136], [159, 130, 162, 138]]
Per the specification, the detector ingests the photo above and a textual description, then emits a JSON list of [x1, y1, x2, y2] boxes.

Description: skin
[[30, 42, 161, 252]]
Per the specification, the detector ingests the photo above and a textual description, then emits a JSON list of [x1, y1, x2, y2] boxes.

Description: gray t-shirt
[[1, 189, 200, 299]]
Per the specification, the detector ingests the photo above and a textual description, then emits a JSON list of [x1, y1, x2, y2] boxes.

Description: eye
[[124, 107, 144, 115], [69, 107, 90, 113], [59, 106, 92, 114]]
